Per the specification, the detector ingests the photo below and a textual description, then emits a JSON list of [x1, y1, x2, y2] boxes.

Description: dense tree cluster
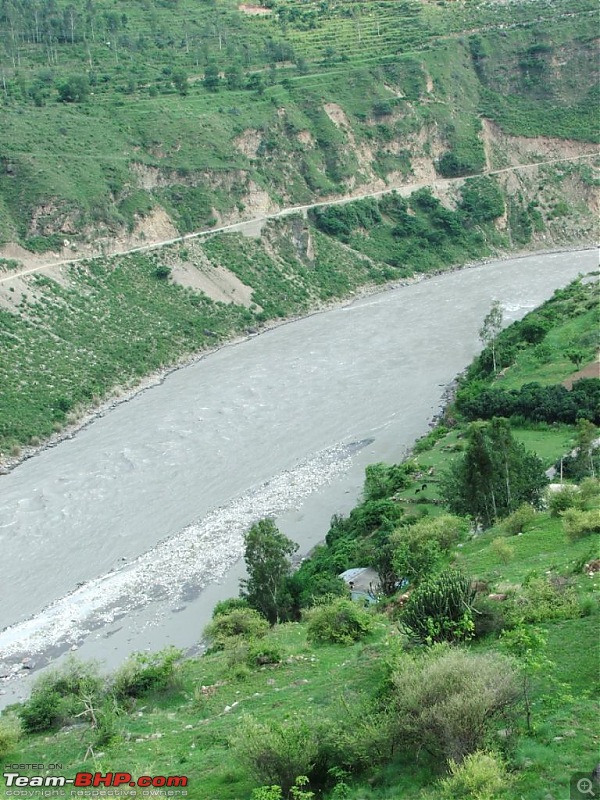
[[441, 418, 548, 528], [457, 378, 600, 425]]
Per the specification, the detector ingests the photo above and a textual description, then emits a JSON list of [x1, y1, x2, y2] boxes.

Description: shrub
[[402, 514, 469, 552], [390, 647, 521, 763], [90, 698, 123, 747], [212, 597, 250, 618], [0, 713, 21, 757], [507, 577, 580, 623], [391, 531, 442, 587], [112, 647, 181, 699], [562, 509, 600, 541], [305, 598, 374, 645], [40, 657, 103, 699], [547, 485, 580, 516], [204, 608, 269, 649], [502, 503, 536, 535], [58, 74, 89, 103], [491, 537, 515, 564], [435, 750, 511, 800], [154, 265, 171, 280], [18, 685, 64, 733], [317, 703, 395, 774], [251, 777, 314, 800], [472, 596, 507, 639], [579, 477, 600, 504], [231, 714, 319, 794], [248, 642, 283, 666], [363, 462, 411, 501], [413, 425, 449, 453], [400, 569, 476, 645], [18, 658, 104, 733]]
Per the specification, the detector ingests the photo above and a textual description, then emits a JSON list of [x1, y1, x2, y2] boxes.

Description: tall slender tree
[[479, 300, 503, 374], [240, 519, 298, 624]]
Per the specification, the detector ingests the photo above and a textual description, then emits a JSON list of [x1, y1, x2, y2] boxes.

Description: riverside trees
[[240, 519, 298, 624], [441, 418, 547, 528]]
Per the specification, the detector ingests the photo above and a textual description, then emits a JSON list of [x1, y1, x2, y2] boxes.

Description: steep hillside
[[0, 0, 598, 253], [0, 174, 597, 460]]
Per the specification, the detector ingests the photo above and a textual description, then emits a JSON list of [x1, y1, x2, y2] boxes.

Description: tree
[[479, 300, 503, 374], [171, 69, 188, 96], [441, 419, 547, 527], [225, 64, 243, 90], [57, 74, 89, 103], [566, 348, 586, 369], [459, 176, 505, 223], [203, 63, 220, 92], [567, 418, 599, 479], [247, 73, 265, 95], [240, 519, 298, 623], [500, 625, 551, 731]]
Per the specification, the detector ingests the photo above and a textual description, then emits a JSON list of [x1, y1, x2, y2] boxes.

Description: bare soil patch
[[239, 4, 272, 14], [563, 355, 600, 389]]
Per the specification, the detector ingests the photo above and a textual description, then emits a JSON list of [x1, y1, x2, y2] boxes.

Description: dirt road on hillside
[[0, 151, 598, 285]]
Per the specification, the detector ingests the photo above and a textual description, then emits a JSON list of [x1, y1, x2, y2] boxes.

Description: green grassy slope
[[0, 0, 597, 248]]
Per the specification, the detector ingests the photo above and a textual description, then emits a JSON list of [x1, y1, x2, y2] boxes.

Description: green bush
[[204, 608, 270, 649], [547, 485, 580, 517], [363, 462, 411, 501], [17, 658, 104, 733], [491, 537, 515, 564], [413, 425, 449, 453], [212, 597, 250, 617], [317, 702, 395, 774], [247, 642, 283, 667], [231, 714, 319, 795], [305, 598, 374, 645], [390, 647, 521, 763], [18, 685, 64, 733], [0, 713, 21, 757], [401, 514, 469, 552], [400, 569, 476, 645], [154, 265, 172, 280], [507, 577, 580, 623], [502, 503, 536, 535], [90, 698, 123, 748], [579, 477, 600, 504], [112, 647, 181, 699], [434, 750, 511, 800], [472, 596, 507, 639], [251, 776, 314, 800], [391, 530, 442, 587], [562, 508, 600, 540]]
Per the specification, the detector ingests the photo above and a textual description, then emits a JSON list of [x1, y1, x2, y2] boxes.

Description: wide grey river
[[0, 247, 596, 704]]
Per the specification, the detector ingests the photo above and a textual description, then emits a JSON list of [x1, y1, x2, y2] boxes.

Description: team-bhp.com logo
[[4, 772, 188, 789]]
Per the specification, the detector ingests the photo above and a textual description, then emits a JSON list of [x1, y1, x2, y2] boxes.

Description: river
[[0, 247, 596, 704]]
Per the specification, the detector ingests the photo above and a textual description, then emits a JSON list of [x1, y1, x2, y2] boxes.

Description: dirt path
[[1, 151, 598, 285]]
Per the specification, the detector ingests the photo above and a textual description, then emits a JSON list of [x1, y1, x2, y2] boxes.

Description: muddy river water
[[0, 247, 596, 703]]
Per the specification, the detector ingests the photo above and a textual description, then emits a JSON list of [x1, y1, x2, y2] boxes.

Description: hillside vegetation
[[0, 0, 598, 460], [0, 0, 598, 251], [1, 174, 597, 459], [1, 277, 598, 800]]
